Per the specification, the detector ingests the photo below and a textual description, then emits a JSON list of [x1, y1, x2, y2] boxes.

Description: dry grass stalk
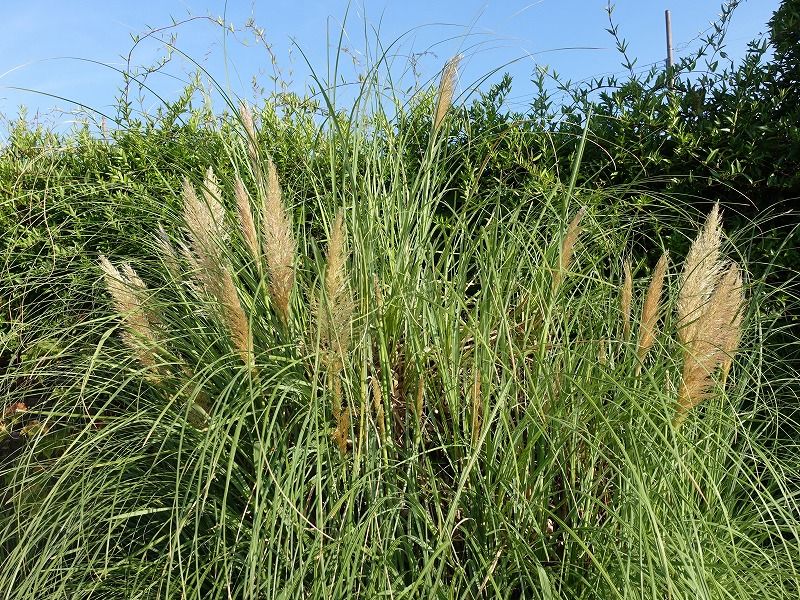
[[621, 258, 633, 341], [261, 159, 295, 324], [677, 203, 724, 346], [415, 375, 425, 424], [371, 375, 386, 446], [674, 262, 745, 427], [234, 177, 261, 268], [551, 207, 585, 293], [636, 252, 669, 363], [99, 256, 162, 375], [433, 55, 461, 131], [470, 367, 482, 447]]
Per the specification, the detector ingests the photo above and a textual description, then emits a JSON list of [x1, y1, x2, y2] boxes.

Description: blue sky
[[0, 1, 780, 129]]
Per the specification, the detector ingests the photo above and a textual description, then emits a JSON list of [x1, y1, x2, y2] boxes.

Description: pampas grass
[[673, 206, 746, 427], [316, 209, 354, 452], [433, 55, 461, 132], [3, 57, 795, 600], [182, 170, 252, 365], [234, 176, 261, 269], [261, 159, 295, 325], [552, 207, 585, 293], [98, 256, 162, 375], [674, 261, 745, 427], [677, 203, 724, 345], [319, 209, 352, 360], [637, 252, 668, 363]]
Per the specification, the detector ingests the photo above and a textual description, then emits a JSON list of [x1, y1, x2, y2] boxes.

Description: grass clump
[[0, 56, 798, 600]]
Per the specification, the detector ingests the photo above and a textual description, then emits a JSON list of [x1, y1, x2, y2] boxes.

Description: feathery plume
[[234, 177, 261, 267], [156, 224, 181, 280], [183, 176, 226, 275], [319, 209, 353, 361], [202, 167, 226, 230], [720, 271, 745, 382], [315, 210, 354, 450], [183, 172, 252, 366], [261, 159, 295, 324], [677, 203, 724, 345], [637, 252, 669, 363], [239, 101, 259, 163], [239, 101, 266, 193], [220, 268, 253, 366], [99, 256, 162, 374], [551, 207, 585, 293], [433, 55, 461, 131], [674, 262, 744, 427], [621, 258, 633, 341]]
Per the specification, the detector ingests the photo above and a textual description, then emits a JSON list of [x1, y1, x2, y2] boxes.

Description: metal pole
[[665, 9, 674, 89]]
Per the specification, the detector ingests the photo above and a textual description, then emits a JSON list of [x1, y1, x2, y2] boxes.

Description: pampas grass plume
[[637, 252, 668, 363], [433, 55, 461, 131], [235, 176, 261, 269], [551, 207, 585, 293], [677, 203, 723, 345], [99, 256, 162, 374], [674, 254, 745, 426], [261, 159, 295, 324]]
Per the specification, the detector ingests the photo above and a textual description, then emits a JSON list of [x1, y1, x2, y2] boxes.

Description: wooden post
[[665, 9, 674, 89]]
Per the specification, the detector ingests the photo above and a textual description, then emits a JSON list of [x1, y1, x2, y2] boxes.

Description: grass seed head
[[99, 256, 162, 373], [235, 176, 261, 268], [219, 267, 253, 366], [433, 54, 461, 131], [239, 101, 260, 169], [551, 207, 585, 293], [320, 209, 353, 362], [261, 159, 295, 324], [637, 251, 669, 363], [674, 261, 745, 427], [677, 203, 724, 345], [183, 175, 226, 282]]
